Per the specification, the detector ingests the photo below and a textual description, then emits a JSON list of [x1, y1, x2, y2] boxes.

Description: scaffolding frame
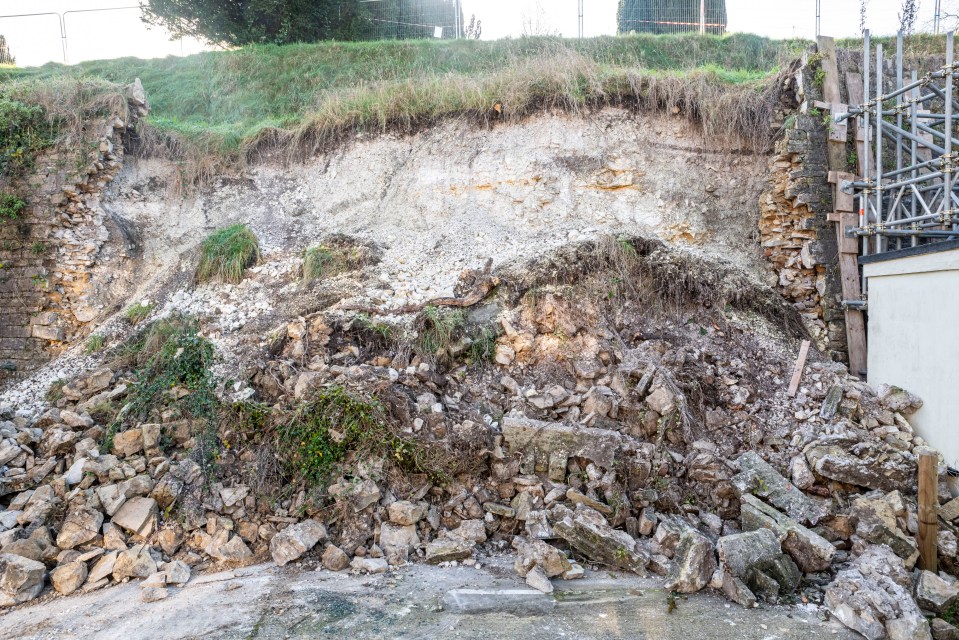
[[839, 31, 959, 263]]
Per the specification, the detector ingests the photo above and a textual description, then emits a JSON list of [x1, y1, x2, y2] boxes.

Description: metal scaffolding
[[839, 31, 959, 259]]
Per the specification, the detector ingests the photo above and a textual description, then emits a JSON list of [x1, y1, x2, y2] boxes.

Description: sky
[[0, 0, 947, 68]]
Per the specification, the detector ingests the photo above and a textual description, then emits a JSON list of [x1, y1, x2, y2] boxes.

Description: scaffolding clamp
[[842, 299, 868, 312]]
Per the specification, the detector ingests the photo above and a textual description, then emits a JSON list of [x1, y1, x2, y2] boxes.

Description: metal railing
[[0, 6, 141, 65]]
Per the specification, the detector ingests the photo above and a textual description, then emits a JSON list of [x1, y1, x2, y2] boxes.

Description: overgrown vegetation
[[106, 316, 218, 465], [277, 385, 486, 489], [0, 33, 804, 186], [196, 224, 260, 284], [0, 192, 25, 221], [0, 97, 52, 177]]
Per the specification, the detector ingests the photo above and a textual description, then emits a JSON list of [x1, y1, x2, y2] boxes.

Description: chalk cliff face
[[103, 109, 769, 322]]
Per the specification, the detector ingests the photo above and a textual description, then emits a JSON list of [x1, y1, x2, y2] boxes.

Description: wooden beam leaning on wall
[[818, 35, 868, 378]]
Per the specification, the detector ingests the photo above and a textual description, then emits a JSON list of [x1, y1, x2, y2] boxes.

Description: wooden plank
[[839, 211, 859, 254], [918, 451, 939, 573], [829, 102, 849, 143], [787, 340, 811, 397], [832, 171, 856, 212], [818, 37, 847, 172]]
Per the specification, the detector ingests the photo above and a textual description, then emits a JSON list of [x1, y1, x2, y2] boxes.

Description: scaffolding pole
[[840, 31, 959, 253]]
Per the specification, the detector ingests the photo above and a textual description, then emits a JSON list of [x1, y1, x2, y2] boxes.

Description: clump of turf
[[196, 224, 260, 284]]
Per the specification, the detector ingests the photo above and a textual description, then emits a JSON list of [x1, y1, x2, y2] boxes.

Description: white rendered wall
[[864, 248, 959, 467]]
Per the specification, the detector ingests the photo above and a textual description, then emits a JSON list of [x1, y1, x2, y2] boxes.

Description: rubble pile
[[0, 237, 955, 640]]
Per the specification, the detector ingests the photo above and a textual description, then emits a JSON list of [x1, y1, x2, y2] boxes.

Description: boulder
[[113, 544, 157, 580], [270, 520, 327, 567], [51, 561, 87, 595], [0, 554, 45, 606], [111, 497, 158, 537], [664, 530, 717, 593], [112, 428, 144, 457], [805, 436, 917, 493], [164, 560, 191, 586], [450, 519, 487, 544], [739, 494, 835, 572], [379, 523, 419, 565], [932, 619, 959, 640], [387, 501, 426, 526], [524, 565, 554, 594], [206, 530, 253, 563], [88, 550, 118, 583], [916, 571, 959, 615], [824, 544, 930, 640], [732, 451, 831, 525], [717, 528, 801, 605], [321, 545, 350, 571], [56, 505, 104, 550], [552, 505, 648, 575], [350, 557, 388, 574], [513, 537, 571, 579], [425, 536, 474, 564]]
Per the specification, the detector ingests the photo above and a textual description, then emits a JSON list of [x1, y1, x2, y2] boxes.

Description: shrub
[[125, 302, 153, 325], [0, 97, 52, 177], [0, 192, 25, 222], [196, 224, 260, 284]]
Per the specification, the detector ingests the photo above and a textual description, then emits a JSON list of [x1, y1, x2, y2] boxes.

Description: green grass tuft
[[196, 224, 260, 284], [124, 302, 153, 325], [415, 306, 466, 357], [302, 246, 335, 282], [85, 334, 106, 354]]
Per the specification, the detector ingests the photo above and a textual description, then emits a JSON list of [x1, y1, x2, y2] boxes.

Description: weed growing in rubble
[[468, 325, 501, 364], [85, 334, 105, 354], [302, 246, 335, 282], [196, 224, 260, 284], [124, 302, 153, 325], [105, 316, 218, 465], [415, 306, 466, 358], [46, 379, 65, 402]]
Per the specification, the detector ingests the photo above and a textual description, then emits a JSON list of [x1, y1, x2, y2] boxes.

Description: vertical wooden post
[[918, 451, 939, 573]]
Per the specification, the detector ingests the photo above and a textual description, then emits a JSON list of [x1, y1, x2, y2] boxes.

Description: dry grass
[[248, 50, 784, 167]]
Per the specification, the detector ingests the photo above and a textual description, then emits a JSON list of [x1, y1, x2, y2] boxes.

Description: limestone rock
[[825, 544, 930, 640], [350, 557, 388, 574], [0, 554, 46, 606], [806, 436, 917, 493], [524, 565, 553, 594], [206, 530, 253, 563], [112, 428, 144, 457], [739, 494, 834, 572], [111, 497, 157, 537], [379, 523, 419, 565], [513, 537, 571, 579], [51, 561, 87, 595], [425, 536, 474, 564], [56, 505, 103, 550], [664, 530, 716, 594], [717, 528, 800, 605], [270, 520, 327, 567], [916, 571, 959, 615], [164, 560, 191, 586], [932, 619, 959, 640], [450, 519, 487, 544], [732, 451, 831, 525], [387, 501, 426, 526], [322, 545, 350, 571], [113, 544, 156, 580], [88, 550, 118, 583], [141, 586, 169, 602], [552, 505, 648, 575]]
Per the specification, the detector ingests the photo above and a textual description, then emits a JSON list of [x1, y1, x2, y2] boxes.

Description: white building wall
[[864, 248, 959, 467]]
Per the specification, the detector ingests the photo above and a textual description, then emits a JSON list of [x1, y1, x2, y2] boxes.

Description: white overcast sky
[[0, 0, 945, 68]]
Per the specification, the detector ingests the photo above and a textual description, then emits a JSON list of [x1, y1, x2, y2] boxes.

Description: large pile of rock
[[0, 244, 955, 640]]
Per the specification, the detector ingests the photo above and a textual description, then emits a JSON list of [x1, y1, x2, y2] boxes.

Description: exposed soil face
[[91, 109, 771, 325]]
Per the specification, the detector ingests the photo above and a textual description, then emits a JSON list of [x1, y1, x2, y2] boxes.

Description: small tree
[[860, 0, 870, 34], [522, 1, 559, 37], [898, 0, 920, 36], [0, 35, 14, 66]]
